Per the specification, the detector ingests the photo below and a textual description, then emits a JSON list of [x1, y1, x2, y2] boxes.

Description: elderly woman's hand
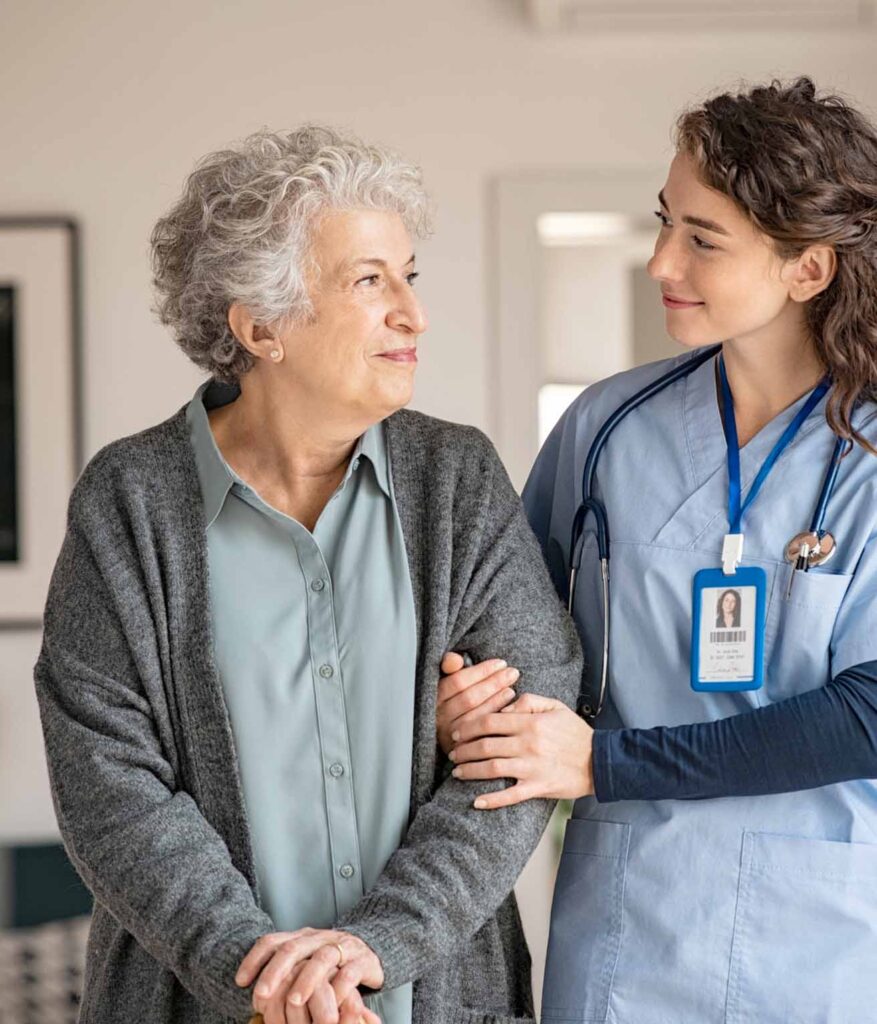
[[448, 693, 595, 809], [237, 928, 383, 1024], [437, 653, 520, 755]]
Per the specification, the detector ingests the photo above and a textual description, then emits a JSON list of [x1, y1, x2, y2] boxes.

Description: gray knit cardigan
[[34, 404, 582, 1024]]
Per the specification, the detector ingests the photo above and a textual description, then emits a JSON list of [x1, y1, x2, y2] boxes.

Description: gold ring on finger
[[333, 941, 347, 967]]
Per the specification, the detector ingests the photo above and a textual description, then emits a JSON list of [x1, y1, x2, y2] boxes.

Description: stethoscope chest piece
[[785, 530, 837, 568]]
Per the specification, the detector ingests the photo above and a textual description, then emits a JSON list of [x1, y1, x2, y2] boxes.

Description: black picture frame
[[0, 218, 82, 630]]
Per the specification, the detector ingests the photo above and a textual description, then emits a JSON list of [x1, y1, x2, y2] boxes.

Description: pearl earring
[[270, 349, 281, 361]]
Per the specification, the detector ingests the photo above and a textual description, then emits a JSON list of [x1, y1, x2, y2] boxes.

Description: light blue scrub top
[[526, 350, 877, 1024], [187, 381, 416, 1024]]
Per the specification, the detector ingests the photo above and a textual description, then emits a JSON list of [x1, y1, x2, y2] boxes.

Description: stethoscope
[[568, 343, 849, 722]]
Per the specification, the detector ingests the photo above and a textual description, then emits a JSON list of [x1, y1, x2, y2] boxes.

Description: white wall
[[1, 0, 876, 996], [3, 3, 876, 458], [541, 245, 633, 383], [541, 235, 666, 385]]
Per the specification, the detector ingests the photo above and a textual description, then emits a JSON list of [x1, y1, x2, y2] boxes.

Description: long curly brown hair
[[676, 77, 877, 454]]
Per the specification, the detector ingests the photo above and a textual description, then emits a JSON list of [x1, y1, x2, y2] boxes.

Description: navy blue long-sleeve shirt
[[594, 660, 877, 802]]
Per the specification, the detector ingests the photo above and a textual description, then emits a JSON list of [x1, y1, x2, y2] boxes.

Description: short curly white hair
[[150, 125, 432, 382]]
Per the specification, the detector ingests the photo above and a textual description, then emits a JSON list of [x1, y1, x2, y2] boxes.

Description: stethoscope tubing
[[811, 435, 848, 535], [568, 345, 847, 722], [570, 344, 723, 573]]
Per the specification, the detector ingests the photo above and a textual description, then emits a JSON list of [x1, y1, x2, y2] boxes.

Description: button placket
[[301, 540, 363, 912]]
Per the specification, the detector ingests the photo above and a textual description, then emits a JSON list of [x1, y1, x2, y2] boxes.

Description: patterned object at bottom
[[0, 915, 90, 1024]]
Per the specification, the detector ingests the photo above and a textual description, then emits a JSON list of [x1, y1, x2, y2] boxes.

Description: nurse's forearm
[[592, 660, 877, 802]]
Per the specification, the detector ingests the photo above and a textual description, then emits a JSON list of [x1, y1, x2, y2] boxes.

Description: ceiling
[[524, 0, 875, 32]]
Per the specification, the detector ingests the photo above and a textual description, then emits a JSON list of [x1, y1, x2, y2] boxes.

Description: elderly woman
[[34, 126, 581, 1024]]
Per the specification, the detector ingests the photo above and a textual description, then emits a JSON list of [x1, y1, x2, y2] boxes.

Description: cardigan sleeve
[[33, 495, 272, 1021], [338, 428, 583, 988]]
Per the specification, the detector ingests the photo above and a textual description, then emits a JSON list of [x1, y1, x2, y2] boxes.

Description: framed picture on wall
[[0, 218, 81, 629]]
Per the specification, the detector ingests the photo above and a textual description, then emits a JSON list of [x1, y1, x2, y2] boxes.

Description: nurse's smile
[[661, 292, 704, 309]]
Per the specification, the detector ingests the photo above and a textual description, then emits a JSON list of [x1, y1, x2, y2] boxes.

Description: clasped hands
[[236, 927, 383, 1024]]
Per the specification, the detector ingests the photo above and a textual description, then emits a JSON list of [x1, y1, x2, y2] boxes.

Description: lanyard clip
[[722, 533, 744, 576]]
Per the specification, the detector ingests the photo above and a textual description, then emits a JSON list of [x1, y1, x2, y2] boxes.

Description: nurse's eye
[[692, 234, 716, 251], [654, 210, 671, 228]]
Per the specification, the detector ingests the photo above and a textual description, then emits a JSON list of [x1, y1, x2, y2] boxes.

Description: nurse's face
[[722, 592, 737, 615], [647, 152, 800, 350]]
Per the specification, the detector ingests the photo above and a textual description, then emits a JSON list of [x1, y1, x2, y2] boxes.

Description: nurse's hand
[[437, 652, 520, 755], [448, 693, 594, 808]]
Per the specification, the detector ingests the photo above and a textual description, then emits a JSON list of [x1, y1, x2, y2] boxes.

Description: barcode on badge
[[709, 630, 747, 643]]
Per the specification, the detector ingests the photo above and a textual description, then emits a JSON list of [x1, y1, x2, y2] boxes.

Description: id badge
[[691, 566, 766, 692]]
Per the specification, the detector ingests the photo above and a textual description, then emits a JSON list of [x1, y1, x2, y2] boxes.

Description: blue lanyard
[[719, 355, 829, 535]]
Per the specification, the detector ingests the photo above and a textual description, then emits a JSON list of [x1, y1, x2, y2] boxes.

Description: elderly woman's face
[[279, 208, 427, 422]]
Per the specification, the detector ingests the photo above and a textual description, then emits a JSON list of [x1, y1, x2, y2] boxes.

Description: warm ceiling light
[[538, 212, 637, 246]]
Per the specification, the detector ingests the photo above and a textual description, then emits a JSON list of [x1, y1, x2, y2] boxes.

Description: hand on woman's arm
[[445, 658, 877, 806], [448, 690, 595, 806], [436, 652, 520, 754]]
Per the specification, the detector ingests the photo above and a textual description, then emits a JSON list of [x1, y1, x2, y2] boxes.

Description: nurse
[[440, 77, 877, 1022]]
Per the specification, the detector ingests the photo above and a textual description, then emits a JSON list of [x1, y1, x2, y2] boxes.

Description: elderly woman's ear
[[228, 303, 282, 364]]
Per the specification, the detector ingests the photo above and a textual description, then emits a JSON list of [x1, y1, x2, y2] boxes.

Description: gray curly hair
[[150, 125, 432, 382]]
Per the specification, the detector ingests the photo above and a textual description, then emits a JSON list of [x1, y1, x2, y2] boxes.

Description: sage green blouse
[[187, 380, 416, 1023]]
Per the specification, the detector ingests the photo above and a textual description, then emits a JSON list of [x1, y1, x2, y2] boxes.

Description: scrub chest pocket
[[764, 567, 853, 703], [541, 818, 630, 1024]]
